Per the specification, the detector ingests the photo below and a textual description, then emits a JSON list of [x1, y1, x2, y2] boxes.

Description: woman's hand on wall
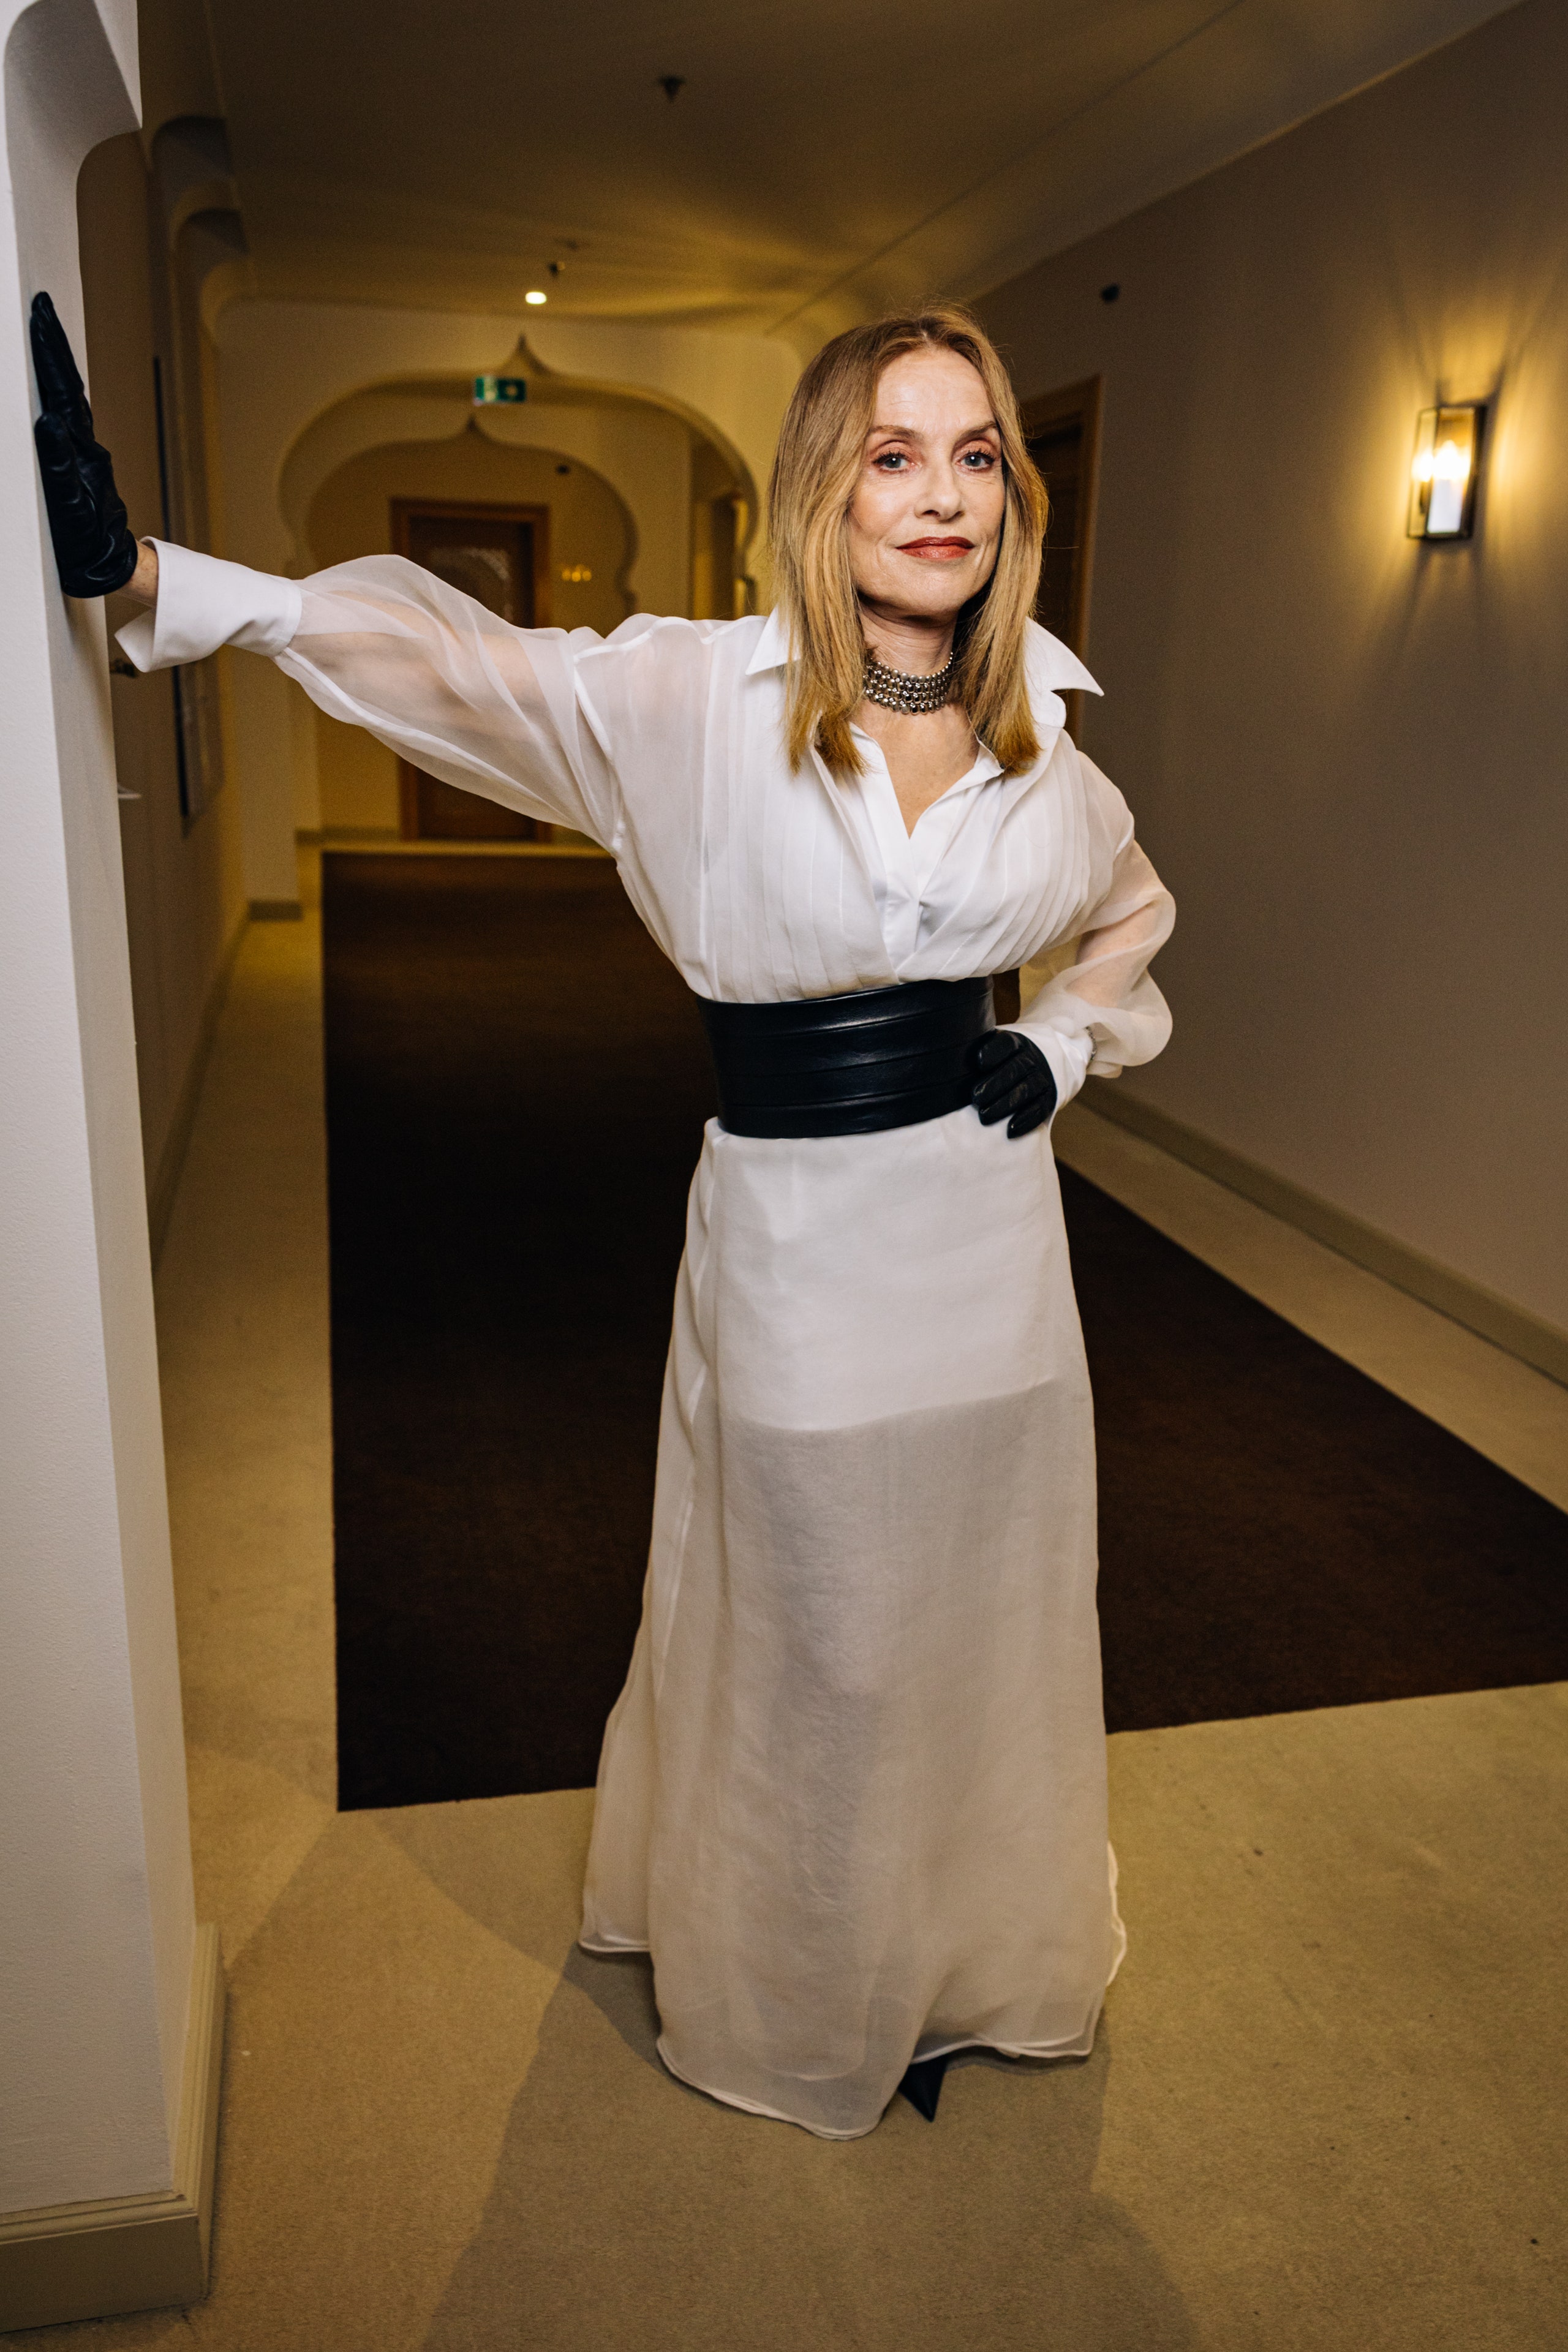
[[30, 291, 141, 598]]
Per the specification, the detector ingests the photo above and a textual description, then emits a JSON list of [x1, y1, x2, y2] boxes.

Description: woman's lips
[[898, 538, 973, 559]]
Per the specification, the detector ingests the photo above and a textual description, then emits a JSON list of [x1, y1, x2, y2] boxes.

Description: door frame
[[1020, 377, 1101, 741], [391, 499, 554, 839]]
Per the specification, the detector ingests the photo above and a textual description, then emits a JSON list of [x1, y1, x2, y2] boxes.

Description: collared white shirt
[[123, 546, 1173, 1101], [843, 727, 1001, 966]]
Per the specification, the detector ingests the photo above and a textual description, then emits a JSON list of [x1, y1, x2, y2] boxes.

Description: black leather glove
[[969, 1028, 1058, 1139], [31, 291, 138, 597]]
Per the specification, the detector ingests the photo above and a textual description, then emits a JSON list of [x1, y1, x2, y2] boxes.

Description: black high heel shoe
[[897, 2052, 951, 2120]]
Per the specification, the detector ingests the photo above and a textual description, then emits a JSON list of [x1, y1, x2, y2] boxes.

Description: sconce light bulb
[[1408, 402, 1483, 540], [525, 289, 548, 306]]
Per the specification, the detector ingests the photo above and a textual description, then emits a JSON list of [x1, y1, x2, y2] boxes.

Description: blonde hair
[[767, 306, 1047, 777]]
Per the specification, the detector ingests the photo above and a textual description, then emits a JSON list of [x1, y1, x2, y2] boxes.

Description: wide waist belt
[[695, 976, 997, 1139]]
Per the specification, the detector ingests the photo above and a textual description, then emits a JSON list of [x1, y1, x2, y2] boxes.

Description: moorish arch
[[284, 393, 660, 834], [206, 300, 798, 894]]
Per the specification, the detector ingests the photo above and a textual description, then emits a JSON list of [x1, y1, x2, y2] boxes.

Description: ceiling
[[160, 0, 1519, 350]]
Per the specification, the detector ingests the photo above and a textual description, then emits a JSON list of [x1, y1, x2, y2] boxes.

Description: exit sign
[[473, 375, 527, 405]]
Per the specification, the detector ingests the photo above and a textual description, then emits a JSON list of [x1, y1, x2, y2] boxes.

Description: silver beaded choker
[[862, 646, 957, 715]]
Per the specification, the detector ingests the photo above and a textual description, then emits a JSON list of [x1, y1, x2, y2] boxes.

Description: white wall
[[280, 386, 689, 619], [78, 131, 247, 1231], [979, 0, 1568, 1343], [0, 0, 196, 2215], [204, 298, 797, 905]]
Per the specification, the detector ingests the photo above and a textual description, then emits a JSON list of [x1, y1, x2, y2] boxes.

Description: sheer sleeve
[[1014, 750, 1175, 1109], [116, 541, 628, 843]]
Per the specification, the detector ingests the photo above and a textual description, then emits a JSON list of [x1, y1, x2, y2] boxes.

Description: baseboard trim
[[148, 914, 248, 1270], [0, 1926, 227, 2332], [1086, 1087, 1568, 1392]]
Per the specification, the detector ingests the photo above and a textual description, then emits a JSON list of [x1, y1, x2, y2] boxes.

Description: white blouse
[[120, 543, 1173, 1101]]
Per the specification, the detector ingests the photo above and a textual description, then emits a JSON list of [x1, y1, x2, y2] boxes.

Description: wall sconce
[[1408, 404, 1483, 540]]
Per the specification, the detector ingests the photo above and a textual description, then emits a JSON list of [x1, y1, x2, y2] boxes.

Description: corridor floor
[[21, 854, 1567, 2351]]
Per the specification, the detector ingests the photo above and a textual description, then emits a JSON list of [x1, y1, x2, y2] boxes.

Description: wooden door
[[393, 500, 552, 840], [993, 378, 1104, 1020], [1021, 379, 1101, 742]]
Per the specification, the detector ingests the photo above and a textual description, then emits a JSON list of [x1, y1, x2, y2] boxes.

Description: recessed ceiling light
[[525, 289, 548, 306]]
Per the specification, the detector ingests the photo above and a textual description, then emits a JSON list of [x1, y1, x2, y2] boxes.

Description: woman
[[34, 295, 1173, 2140]]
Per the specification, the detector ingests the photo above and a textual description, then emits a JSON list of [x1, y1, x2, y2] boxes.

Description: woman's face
[[846, 347, 1006, 624]]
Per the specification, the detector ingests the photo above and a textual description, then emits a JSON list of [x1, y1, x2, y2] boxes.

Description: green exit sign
[[473, 375, 527, 405]]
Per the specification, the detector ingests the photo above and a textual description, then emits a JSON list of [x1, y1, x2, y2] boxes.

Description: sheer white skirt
[[581, 1105, 1125, 2139]]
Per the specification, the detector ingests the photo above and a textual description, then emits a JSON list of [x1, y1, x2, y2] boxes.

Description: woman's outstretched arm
[[31, 293, 627, 843], [124, 541, 623, 844], [123, 541, 159, 605]]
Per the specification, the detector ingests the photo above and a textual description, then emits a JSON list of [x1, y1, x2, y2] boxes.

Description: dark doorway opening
[[1022, 377, 1101, 741]]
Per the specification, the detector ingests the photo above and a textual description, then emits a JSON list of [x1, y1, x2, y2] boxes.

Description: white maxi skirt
[[581, 1100, 1125, 2139]]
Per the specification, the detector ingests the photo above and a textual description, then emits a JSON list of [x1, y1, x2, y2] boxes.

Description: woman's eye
[[874, 450, 909, 470], [960, 448, 998, 469]]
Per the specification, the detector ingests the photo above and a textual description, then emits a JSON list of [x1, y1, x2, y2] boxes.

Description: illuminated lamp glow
[[1408, 404, 1483, 540]]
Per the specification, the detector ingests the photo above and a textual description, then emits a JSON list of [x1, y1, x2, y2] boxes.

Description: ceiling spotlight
[[525, 289, 548, 306]]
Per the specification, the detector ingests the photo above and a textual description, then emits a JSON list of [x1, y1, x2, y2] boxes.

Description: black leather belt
[[695, 976, 996, 1139]]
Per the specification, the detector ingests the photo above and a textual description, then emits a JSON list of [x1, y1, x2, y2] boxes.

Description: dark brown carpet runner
[[322, 852, 1568, 1809]]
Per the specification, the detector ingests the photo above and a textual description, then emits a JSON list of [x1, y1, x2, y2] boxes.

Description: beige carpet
[[16, 860, 1564, 2350]]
